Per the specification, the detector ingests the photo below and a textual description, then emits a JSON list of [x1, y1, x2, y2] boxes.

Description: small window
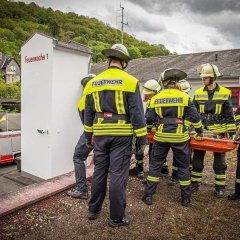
[[10, 65, 16, 71]]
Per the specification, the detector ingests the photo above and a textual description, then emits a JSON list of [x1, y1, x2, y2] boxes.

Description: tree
[[48, 19, 60, 36], [0, 76, 21, 99], [0, 28, 15, 41], [128, 46, 142, 59], [0, 0, 172, 65], [0, 76, 7, 99]]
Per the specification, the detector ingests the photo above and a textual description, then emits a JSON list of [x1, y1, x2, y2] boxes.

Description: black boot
[[67, 189, 89, 199], [88, 211, 101, 220], [161, 165, 169, 175], [142, 194, 152, 205], [181, 185, 191, 207], [214, 187, 225, 198], [228, 183, 240, 200], [181, 198, 191, 207], [108, 215, 133, 228], [228, 192, 240, 200]]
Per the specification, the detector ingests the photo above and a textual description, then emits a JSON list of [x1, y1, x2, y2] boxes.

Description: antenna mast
[[120, 1, 128, 44]]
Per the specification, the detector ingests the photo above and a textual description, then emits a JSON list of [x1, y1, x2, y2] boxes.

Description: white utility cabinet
[[21, 32, 92, 179]]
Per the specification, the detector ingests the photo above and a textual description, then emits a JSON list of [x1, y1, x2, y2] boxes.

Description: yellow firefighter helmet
[[179, 79, 191, 93], [102, 43, 131, 62], [197, 63, 221, 78], [142, 79, 161, 95]]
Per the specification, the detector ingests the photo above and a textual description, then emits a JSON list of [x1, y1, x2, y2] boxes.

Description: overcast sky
[[21, 0, 240, 54]]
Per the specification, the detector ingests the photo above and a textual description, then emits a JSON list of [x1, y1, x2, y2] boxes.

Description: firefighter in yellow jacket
[[168, 79, 193, 186], [142, 69, 203, 207], [67, 74, 96, 199], [228, 106, 240, 200], [191, 63, 236, 197], [134, 79, 161, 179], [84, 44, 147, 227]]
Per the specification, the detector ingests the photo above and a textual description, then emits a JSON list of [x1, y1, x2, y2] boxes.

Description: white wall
[[21, 34, 53, 179], [21, 33, 91, 179], [51, 48, 90, 177]]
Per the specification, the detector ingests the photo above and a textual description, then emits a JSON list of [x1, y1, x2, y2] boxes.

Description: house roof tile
[[92, 48, 240, 82]]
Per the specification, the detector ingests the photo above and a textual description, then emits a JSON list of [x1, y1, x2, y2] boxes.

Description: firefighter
[[67, 73, 96, 199], [179, 79, 192, 97], [143, 80, 169, 175], [142, 68, 203, 207], [191, 63, 236, 197], [168, 79, 192, 186], [84, 43, 147, 227], [228, 107, 240, 200], [134, 79, 161, 179]]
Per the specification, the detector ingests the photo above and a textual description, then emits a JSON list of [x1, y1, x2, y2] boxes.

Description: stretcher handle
[[202, 137, 237, 143], [191, 135, 240, 144]]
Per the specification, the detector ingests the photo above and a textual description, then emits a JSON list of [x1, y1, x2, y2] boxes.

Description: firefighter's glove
[[85, 132, 93, 149], [228, 132, 236, 140], [136, 136, 148, 155], [228, 129, 240, 144], [234, 137, 240, 144], [187, 126, 195, 134], [234, 128, 240, 143], [194, 133, 203, 141]]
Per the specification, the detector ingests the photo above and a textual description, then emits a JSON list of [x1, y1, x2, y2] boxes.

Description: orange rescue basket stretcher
[[189, 136, 237, 153], [148, 131, 237, 153]]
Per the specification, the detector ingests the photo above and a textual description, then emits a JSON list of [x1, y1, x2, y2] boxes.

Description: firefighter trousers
[[88, 136, 132, 220], [135, 142, 153, 173], [144, 141, 191, 201], [234, 145, 240, 193], [172, 156, 179, 180], [135, 139, 144, 173], [149, 143, 153, 163], [192, 150, 227, 189], [73, 133, 93, 192], [172, 149, 192, 180]]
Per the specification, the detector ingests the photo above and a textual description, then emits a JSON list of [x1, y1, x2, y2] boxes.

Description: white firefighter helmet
[[197, 63, 221, 78], [81, 73, 96, 88], [179, 79, 191, 93], [142, 79, 161, 95], [159, 68, 187, 84], [102, 43, 131, 62]]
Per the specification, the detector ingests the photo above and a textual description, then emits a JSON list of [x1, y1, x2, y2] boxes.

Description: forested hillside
[[0, 0, 172, 63]]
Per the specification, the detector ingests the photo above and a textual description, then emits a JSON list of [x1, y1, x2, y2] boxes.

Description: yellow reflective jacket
[[146, 88, 202, 143], [77, 95, 86, 124], [235, 106, 240, 128], [83, 67, 147, 139], [193, 84, 236, 133]]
